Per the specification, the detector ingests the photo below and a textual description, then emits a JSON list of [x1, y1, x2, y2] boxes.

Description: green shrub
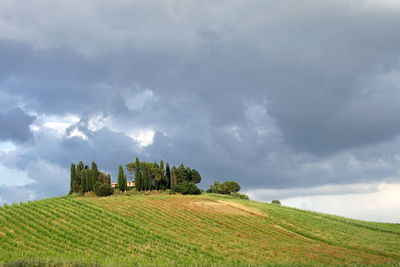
[[93, 182, 113, 197], [171, 182, 201, 195], [230, 192, 249, 200], [271, 200, 281, 205]]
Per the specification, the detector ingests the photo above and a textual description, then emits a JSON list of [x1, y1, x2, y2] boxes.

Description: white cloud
[[31, 114, 80, 135], [43, 122, 72, 133], [87, 115, 109, 132], [129, 129, 155, 147], [67, 128, 88, 140], [28, 114, 91, 140]]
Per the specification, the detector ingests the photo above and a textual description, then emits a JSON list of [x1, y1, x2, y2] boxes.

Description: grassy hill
[[0, 193, 399, 266]]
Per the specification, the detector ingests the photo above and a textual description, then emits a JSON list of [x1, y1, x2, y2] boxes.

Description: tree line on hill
[[126, 157, 201, 192], [69, 161, 113, 196], [68, 158, 250, 200], [69, 158, 203, 196]]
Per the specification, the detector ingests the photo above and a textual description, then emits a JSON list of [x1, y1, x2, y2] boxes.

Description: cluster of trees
[[207, 180, 248, 199], [70, 159, 249, 199], [271, 200, 281, 205], [126, 157, 201, 192], [207, 181, 241, 194], [69, 161, 113, 196]]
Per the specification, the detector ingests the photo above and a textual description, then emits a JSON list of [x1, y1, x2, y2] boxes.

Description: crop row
[[83, 197, 330, 264], [0, 197, 226, 265]]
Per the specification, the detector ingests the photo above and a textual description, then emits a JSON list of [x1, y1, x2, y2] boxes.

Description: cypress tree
[[185, 167, 192, 182], [151, 162, 158, 190], [141, 163, 146, 191], [135, 157, 142, 191], [135, 157, 143, 191], [124, 173, 127, 191], [191, 169, 202, 184], [177, 164, 186, 184], [143, 164, 151, 191], [159, 160, 165, 190], [153, 162, 160, 190], [86, 170, 91, 192], [171, 166, 177, 187], [91, 161, 99, 190], [70, 163, 76, 194], [118, 165, 126, 192], [107, 174, 111, 185], [165, 163, 171, 189], [81, 170, 87, 192], [144, 163, 149, 190], [147, 165, 152, 190], [77, 161, 84, 172], [76, 161, 84, 192]]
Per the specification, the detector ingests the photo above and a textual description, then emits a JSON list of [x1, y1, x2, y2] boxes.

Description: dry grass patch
[[215, 200, 267, 217], [188, 200, 255, 216]]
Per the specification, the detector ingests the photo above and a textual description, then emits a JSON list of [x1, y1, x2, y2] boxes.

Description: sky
[[0, 0, 399, 222]]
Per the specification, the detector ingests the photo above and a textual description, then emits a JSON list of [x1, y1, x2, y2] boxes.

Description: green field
[[0, 193, 399, 266]]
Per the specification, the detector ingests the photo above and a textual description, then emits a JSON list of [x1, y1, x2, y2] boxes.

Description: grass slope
[[0, 193, 399, 266]]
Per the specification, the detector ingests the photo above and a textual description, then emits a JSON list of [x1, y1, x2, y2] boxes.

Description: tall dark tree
[[159, 160, 166, 190], [81, 170, 87, 192], [191, 169, 201, 184], [84, 169, 92, 192], [124, 173, 127, 191], [143, 163, 151, 191], [171, 166, 178, 187], [135, 157, 143, 191], [76, 161, 85, 192], [77, 161, 84, 172], [152, 162, 160, 190], [177, 164, 186, 184], [107, 174, 111, 185], [86, 170, 91, 192], [141, 163, 146, 190], [185, 167, 192, 182], [118, 165, 127, 192], [69, 163, 77, 194], [91, 161, 99, 190], [147, 164, 153, 190], [165, 163, 171, 189]]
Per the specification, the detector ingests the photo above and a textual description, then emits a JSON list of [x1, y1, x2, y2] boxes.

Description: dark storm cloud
[[33, 126, 141, 177], [0, 125, 142, 203], [1, 0, 400, 205], [0, 107, 35, 142]]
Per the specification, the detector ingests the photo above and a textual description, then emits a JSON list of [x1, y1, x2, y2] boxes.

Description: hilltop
[[0, 193, 399, 266]]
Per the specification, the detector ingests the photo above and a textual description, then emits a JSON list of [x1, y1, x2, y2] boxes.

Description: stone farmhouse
[[111, 181, 135, 188]]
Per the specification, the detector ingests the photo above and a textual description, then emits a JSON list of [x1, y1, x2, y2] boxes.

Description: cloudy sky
[[0, 0, 399, 222]]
